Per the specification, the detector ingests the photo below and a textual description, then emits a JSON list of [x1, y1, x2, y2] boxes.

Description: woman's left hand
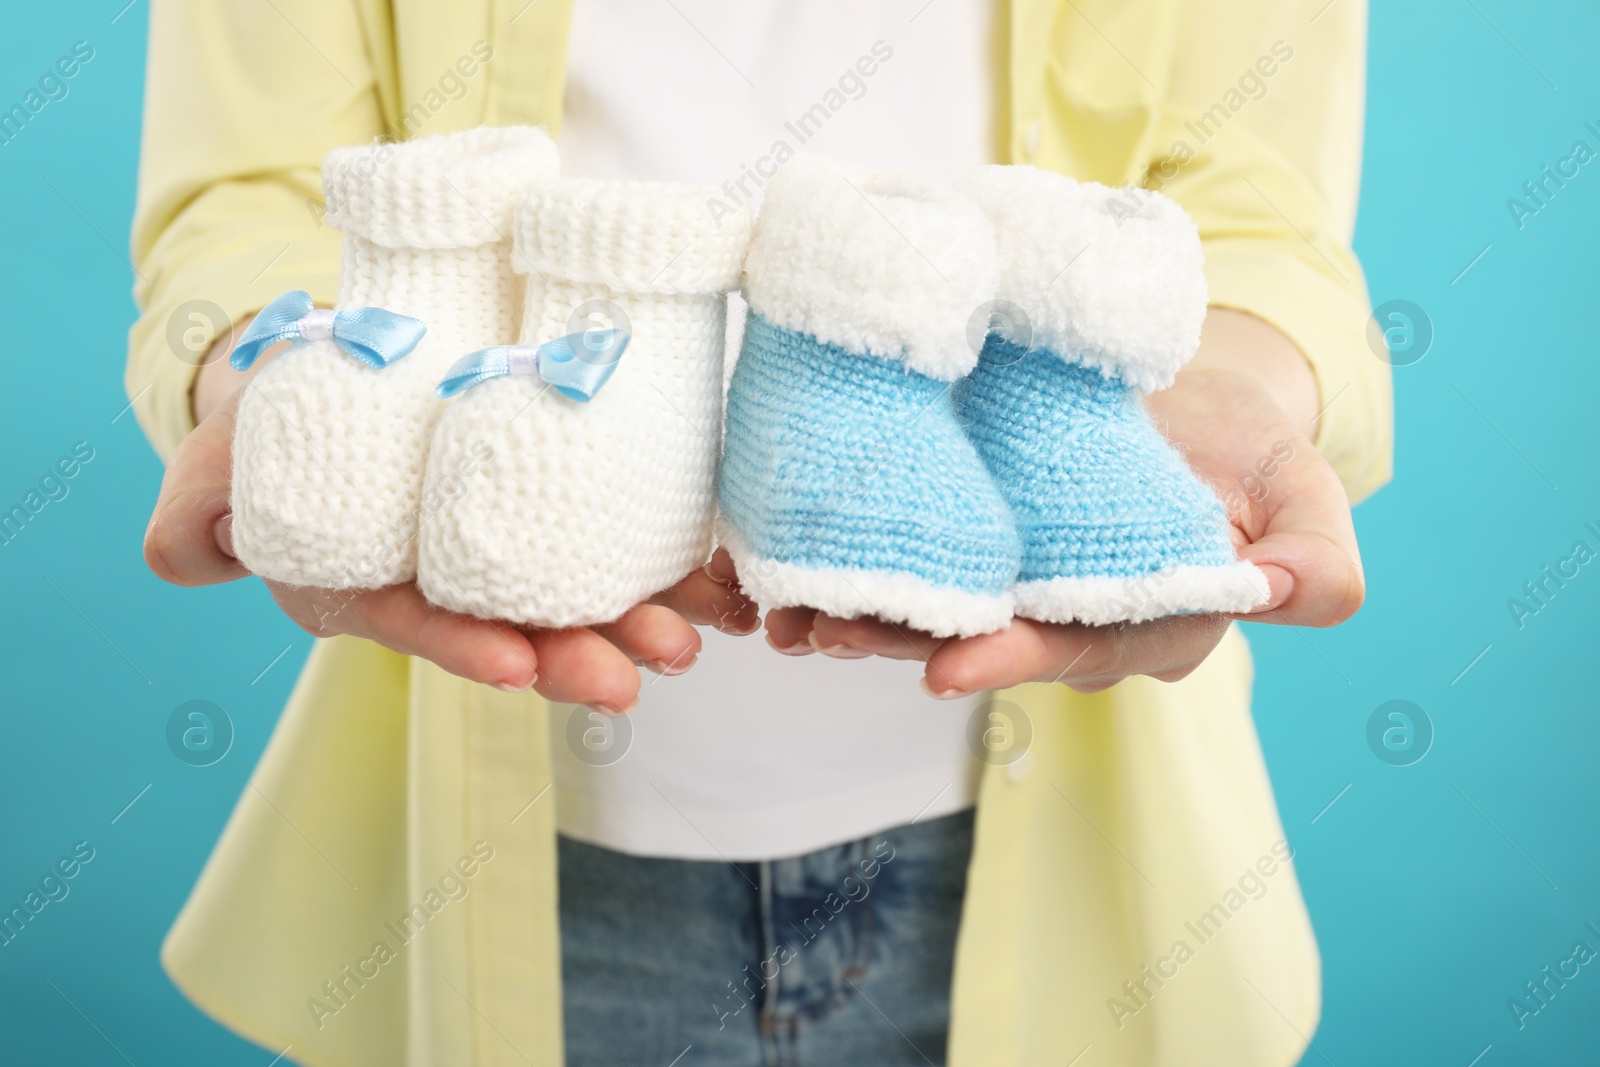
[[761, 310, 1367, 697]]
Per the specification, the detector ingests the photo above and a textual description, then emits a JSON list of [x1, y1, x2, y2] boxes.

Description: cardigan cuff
[[127, 234, 340, 461], [1203, 237, 1394, 504]]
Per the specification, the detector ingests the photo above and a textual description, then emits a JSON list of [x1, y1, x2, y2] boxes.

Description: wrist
[[189, 311, 266, 424], [1186, 307, 1320, 439]]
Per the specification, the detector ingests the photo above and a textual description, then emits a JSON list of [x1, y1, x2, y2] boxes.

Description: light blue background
[[1, 2, 1596, 1064]]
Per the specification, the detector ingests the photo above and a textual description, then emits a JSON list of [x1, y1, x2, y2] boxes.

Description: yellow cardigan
[[129, 2, 1391, 1065]]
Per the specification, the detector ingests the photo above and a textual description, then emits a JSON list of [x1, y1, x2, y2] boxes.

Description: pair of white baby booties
[[231, 126, 747, 627]]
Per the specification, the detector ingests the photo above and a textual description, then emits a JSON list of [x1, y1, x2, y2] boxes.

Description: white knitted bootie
[[229, 126, 559, 589], [416, 179, 751, 627]]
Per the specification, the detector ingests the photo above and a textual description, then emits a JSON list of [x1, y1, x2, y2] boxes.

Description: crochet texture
[[231, 126, 558, 589], [718, 154, 1020, 639], [416, 178, 751, 628], [952, 165, 1269, 624]]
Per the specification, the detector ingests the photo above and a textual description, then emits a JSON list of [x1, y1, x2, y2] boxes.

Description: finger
[[270, 581, 539, 690], [526, 627, 643, 714], [763, 606, 818, 655], [809, 613, 944, 662], [923, 615, 1229, 696], [1235, 439, 1365, 627], [922, 620, 1089, 697], [650, 551, 759, 634], [704, 546, 740, 586], [593, 603, 702, 675], [144, 394, 247, 587]]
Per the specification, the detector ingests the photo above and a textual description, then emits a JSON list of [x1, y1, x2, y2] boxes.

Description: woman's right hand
[[142, 327, 758, 714]]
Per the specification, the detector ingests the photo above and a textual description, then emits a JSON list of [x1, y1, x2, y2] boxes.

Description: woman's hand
[[763, 309, 1366, 697], [143, 326, 758, 714]]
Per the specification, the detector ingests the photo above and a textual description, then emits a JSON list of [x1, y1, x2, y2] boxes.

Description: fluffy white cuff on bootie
[[954, 165, 1207, 392], [742, 153, 997, 382]]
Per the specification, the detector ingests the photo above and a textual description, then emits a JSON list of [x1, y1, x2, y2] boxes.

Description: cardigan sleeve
[[1146, 0, 1393, 503], [126, 0, 386, 460]]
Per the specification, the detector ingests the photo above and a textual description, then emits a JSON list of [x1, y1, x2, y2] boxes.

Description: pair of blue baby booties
[[718, 157, 1268, 639]]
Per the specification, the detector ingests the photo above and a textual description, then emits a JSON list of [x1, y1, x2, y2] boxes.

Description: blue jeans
[[558, 809, 975, 1066]]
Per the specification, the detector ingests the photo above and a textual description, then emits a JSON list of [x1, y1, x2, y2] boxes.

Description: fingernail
[[920, 677, 970, 701], [492, 672, 536, 693], [213, 513, 236, 559], [1252, 564, 1294, 612], [717, 610, 760, 636], [808, 631, 873, 659], [705, 552, 738, 586], [766, 633, 815, 656], [590, 699, 637, 717], [645, 655, 696, 677]]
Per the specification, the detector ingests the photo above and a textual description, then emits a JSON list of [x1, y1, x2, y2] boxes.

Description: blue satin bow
[[435, 329, 630, 403], [229, 290, 428, 371]]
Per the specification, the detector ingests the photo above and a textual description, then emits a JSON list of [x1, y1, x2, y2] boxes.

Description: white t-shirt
[[551, 0, 999, 861]]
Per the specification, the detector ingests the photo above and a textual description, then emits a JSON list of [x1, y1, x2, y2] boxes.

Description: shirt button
[[1024, 119, 1043, 160]]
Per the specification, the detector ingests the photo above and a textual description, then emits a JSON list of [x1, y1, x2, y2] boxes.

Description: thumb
[[144, 389, 248, 587], [1233, 435, 1366, 628]]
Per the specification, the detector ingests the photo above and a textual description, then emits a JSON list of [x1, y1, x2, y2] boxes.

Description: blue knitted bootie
[[951, 166, 1268, 624], [718, 156, 1020, 638]]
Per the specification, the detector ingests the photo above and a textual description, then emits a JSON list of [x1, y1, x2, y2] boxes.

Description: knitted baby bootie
[[416, 179, 751, 627], [952, 165, 1268, 624], [229, 126, 558, 589], [718, 155, 1020, 639]]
